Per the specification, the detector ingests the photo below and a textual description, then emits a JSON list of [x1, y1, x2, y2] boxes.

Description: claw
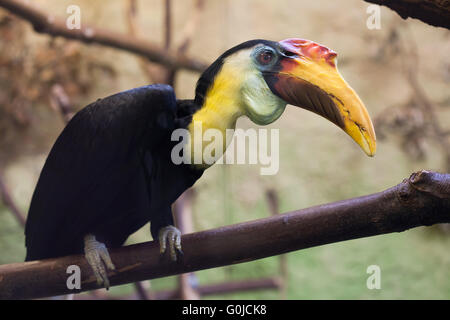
[[158, 225, 183, 261], [84, 234, 115, 289]]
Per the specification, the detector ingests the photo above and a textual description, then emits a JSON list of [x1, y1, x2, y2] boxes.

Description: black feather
[[25, 85, 203, 261]]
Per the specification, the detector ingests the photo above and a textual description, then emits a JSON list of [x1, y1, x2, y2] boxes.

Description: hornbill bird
[[25, 38, 376, 288]]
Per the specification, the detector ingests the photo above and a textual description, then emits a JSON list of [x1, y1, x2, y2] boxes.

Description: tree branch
[[0, 0, 207, 72], [364, 0, 450, 29], [0, 170, 449, 299], [49, 84, 75, 123], [176, 0, 206, 55], [75, 277, 281, 300]]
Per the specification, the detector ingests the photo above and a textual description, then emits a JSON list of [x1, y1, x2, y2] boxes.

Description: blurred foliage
[[372, 25, 450, 170], [0, 13, 116, 164]]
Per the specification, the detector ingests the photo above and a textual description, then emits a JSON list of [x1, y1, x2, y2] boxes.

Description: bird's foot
[[83, 234, 115, 289], [158, 225, 183, 261]]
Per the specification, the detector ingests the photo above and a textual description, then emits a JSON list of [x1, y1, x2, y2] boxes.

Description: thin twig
[[0, 171, 26, 227], [164, 0, 172, 50], [265, 189, 288, 300], [49, 84, 75, 123], [176, 0, 205, 55]]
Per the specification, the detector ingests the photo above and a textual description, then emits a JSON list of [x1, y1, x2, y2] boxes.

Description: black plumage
[[25, 84, 203, 261]]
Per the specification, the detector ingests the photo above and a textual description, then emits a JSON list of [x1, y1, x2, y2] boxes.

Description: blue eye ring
[[258, 50, 274, 65], [253, 46, 278, 67]]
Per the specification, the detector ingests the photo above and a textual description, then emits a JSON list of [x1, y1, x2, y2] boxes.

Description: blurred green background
[[0, 0, 449, 299]]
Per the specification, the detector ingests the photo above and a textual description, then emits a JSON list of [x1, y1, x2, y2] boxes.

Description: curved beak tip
[[366, 146, 376, 158], [275, 38, 378, 158], [358, 131, 377, 157]]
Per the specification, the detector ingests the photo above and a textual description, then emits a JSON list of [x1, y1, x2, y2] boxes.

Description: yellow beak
[[268, 38, 376, 156]]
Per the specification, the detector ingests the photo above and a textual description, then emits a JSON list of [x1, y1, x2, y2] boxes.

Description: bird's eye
[[257, 50, 274, 65]]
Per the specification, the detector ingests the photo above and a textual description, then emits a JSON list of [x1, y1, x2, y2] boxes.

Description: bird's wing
[[25, 84, 177, 260]]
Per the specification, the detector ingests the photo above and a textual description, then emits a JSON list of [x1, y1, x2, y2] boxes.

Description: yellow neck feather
[[187, 64, 244, 166], [190, 64, 244, 135]]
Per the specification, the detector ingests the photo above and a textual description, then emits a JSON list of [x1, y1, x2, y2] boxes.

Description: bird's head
[[194, 38, 376, 157]]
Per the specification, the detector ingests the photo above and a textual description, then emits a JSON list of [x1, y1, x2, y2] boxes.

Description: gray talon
[[84, 234, 115, 289], [158, 225, 182, 261]]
